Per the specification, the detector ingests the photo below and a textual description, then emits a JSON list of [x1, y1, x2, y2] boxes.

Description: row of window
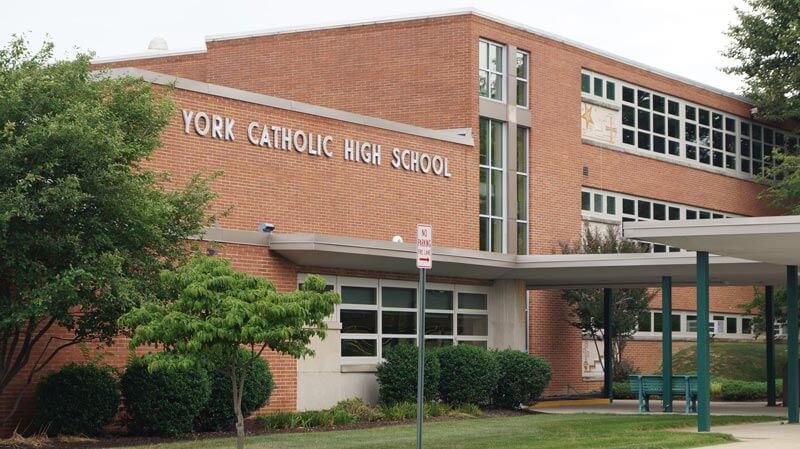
[[479, 117, 529, 254], [479, 39, 529, 108], [637, 310, 754, 337], [582, 70, 798, 178], [334, 278, 490, 362], [581, 187, 737, 252]]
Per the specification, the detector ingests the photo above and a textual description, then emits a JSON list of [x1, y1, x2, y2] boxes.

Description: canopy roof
[[264, 233, 788, 288], [623, 216, 800, 267]]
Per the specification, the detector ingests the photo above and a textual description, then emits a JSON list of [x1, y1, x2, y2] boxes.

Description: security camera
[[750, 107, 759, 118], [259, 223, 275, 233], [392, 235, 404, 243]]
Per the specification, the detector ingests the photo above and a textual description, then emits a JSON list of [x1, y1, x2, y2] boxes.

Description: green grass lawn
[[672, 342, 786, 381], [112, 414, 777, 449]]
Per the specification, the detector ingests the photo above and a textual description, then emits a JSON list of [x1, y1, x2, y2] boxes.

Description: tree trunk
[[235, 397, 244, 449]]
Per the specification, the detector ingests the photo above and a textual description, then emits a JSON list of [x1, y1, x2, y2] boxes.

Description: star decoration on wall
[[581, 104, 594, 129]]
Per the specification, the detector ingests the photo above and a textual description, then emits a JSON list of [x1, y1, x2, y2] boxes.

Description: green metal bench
[[629, 374, 698, 413]]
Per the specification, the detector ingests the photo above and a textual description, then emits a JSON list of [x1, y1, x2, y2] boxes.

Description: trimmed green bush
[[259, 411, 294, 429], [491, 349, 552, 408], [120, 357, 211, 436], [437, 344, 499, 406], [194, 350, 274, 431], [716, 378, 769, 401], [612, 381, 637, 399], [35, 363, 119, 436], [376, 343, 440, 404], [381, 402, 417, 420], [330, 398, 383, 422]]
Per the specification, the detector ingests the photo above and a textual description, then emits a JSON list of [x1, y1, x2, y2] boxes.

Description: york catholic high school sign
[[182, 110, 454, 178]]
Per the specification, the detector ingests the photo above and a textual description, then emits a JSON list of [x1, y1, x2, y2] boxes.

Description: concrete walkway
[[693, 421, 800, 449], [531, 399, 788, 417]]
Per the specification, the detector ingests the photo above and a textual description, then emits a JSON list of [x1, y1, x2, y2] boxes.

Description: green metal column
[[696, 251, 710, 432], [788, 266, 798, 424], [765, 286, 776, 407], [604, 288, 613, 400], [662, 276, 673, 412]]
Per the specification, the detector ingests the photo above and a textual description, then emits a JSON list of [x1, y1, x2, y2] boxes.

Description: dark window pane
[[741, 138, 751, 156], [713, 131, 723, 150], [637, 200, 651, 219], [581, 73, 591, 93], [699, 127, 710, 147], [668, 207, 680, 220], [479, 168, 488, 214], [342, 339, 376, 357], [699, 211, 711, 219], [726, 154, 736, 169], [594, 193, 603, 213], [654, 312, 663, 332], [668, 118, 679, 138], [653, 136, 665, 153], [594, 77, 603, 97], [622, 128, 635, 145], [713, 213, 723, 219], [623, 86, 634, 103], [776, 133, 785, 147], [383, 287, 416, 308], [622, 105, 635, 126], [686, 210, 697, 219], [606, 81, 615, 100], [342, 287, 376, 305], [725, 134, 736, 153], [639, 312, 652, 332], [726, 317, 737, 334], [653, 95, 665, 112], [458, 314, 488, 336], [607, 196, 616, 215], [765, 128, 774, 144], [672, 314, 682, 333], [382, 338, 415, 353], [382, 311, 416, 334], [425, 313, 453, 335], [713, 151, 723, 167], [669, 140, 680, 156], [517, 222, 527, 256], [753, 124, 762, 140], [653, 203, 666, 220], [686, 145, 697, 160], [623, 198, 635, 215], [581, 191, 591, 211], [742, 318, 753, 334], [637, 90, 651, 108], [638, 109, 650, 131], [341, 310, 377, 333], [754, 160, 762, 176], [699, 109, 710, 125], [726, 117, 736, 131], [479, 118, 489, 165], [685, 105, 696, 121], [685, 123, 697, 142], [425, 339, 453, 350], [458, 340, 487, 348], [712, 112, 723, 129], [653, 114, 665, 135], [637, 131, 650, 150], [741, 159, 751, 173], [479, 217, 488, 251], [654, 244, 666, 253], [668, 100, 679, 116], [741, 122, 750, 136], [426, 290, 453, 310], [459, 293, 488, 310], [699, 147, 711, 164], [753, 142, 763, 159]]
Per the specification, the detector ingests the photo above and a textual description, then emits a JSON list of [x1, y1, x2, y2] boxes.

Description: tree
[[118, 256, 340, 449], [560, 225, 655, 379], [740, 286, 789, 338], [724, 0, 800, 212], [0, 36, 216, 424]]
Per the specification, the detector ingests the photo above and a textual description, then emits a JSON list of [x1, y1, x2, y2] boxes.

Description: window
[[580, 187, 737, 253], [479, 40, 505, 101], [516, 126, 529, 254], [636, 310, 754, 339], [333, 277, 490, 360], [516, 51, 529, 108], [581, 70, 615, 101], [581, 69, 796, 179], [480, 117, 506, 252]]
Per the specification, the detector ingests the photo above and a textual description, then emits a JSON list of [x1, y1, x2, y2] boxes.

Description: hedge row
[[615, 377, 785, 402], [35, 349, 273, 437], [376, 343, 552, 408]]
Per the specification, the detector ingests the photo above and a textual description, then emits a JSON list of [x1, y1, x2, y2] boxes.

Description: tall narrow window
[[516, 126, 529, 254], [479, 40, 505, 101], [515, 50, 529, 108], [480, 117, 506, 252]]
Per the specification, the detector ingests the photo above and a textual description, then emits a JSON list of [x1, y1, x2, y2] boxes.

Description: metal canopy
[[268, 233, 788, 288], [623, 215, 800, 267]]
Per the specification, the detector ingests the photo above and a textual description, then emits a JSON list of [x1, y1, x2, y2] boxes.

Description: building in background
[[3, 8, 793, 432]]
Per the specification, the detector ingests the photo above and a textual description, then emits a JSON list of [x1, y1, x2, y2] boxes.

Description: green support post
[[788, 266, 798, 424], [696, 251, 710, 432], [662, 276, 672, 412], [765, 285, 776, 407], [603, 288, 613, 400]]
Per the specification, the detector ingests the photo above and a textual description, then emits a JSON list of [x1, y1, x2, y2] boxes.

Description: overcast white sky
[[2, 0, 747, 93]]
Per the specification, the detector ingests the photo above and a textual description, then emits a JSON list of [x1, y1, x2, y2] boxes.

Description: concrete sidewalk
[[693, 421, 800, 449], [531, 399, 788, 417]]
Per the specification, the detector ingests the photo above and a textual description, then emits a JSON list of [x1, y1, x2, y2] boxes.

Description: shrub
[[194, 350, 274, 431], [449, 403, 482, 417], [491, 349, 552, 408], [612, 381, 637, 399], [436, 345, 499, 406], [425, 401, 451, 417], [120, 357, 211, 436], [259, 411, 294, 429], [381, 402, 417, 420], [330, 398, 382, 422], [613, 359, 638, 382], [376, 343, 440, 404], [35, 363, 119, 436], [717, 378, 768, 401]]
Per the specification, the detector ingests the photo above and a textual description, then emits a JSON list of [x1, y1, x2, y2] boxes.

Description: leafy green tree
[[119, 256, 340, 449], [724, 0, 800, 211], [740, 286, 789, 338], [560, 225, 655, 378], [0, 36, 216, 424]]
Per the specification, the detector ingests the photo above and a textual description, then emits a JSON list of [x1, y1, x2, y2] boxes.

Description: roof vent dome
[[148, 36, 168, 51]]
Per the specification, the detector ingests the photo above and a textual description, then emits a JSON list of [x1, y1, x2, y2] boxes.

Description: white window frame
[[636, 310, 755, 339], [515, 50, 529, 108], [480, 117, 507, 253], [516, 126, 529, 255]]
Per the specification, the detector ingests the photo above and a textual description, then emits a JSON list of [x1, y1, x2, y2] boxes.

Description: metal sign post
[[415, 224, 432, 449]]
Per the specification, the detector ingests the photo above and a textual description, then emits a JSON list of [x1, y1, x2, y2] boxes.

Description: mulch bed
[[1, 410, 529, 449]]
